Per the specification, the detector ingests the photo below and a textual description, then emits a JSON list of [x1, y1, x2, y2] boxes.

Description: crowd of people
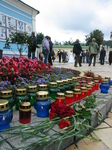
[[28, 32, 112, 66]]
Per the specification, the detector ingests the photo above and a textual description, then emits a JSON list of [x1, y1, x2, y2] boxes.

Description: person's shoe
[[88, 64, 90, 66], [79, 64, 82, 67], [74, 65, 78, 67]]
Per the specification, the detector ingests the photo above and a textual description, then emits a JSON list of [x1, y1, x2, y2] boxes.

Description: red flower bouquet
[[49, 100, 75, 129]]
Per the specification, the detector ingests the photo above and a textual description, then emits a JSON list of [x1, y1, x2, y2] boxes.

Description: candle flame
[[3, 116, 5, 121], [59, 99, 61, 103]]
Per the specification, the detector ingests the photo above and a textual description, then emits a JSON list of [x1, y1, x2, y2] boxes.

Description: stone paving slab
[[93, 127, 112, 149]]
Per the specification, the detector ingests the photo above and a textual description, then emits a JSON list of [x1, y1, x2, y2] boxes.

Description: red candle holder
[[65, 91, 74, 106], [81, 87, 87, 100], [86, 85, 92, 96], [94, 80, 99, 90], [19, 102, 31, 124], [55, 92, 65, 104], [93, 75, 99, 81], [73, 89, 81, 102], [88, 82, 94, 93]]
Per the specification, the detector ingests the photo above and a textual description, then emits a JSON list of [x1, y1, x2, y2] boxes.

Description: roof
[[18, 0, 40, 14]]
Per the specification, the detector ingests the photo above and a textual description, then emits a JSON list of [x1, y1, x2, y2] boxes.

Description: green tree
[[4, 32, 29, 56], [85, 29, 104, 46], [36, 32, 44, 44]]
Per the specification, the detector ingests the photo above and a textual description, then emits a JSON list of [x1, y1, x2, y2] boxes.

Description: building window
[[0, 13, 32, 40]]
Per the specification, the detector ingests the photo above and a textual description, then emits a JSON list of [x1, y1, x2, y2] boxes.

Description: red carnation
[[58, 119, 71, 129]]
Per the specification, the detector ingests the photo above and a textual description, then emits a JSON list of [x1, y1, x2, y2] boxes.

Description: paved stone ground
[[53, 61, 112, 150], [53, 62, 112, 79]]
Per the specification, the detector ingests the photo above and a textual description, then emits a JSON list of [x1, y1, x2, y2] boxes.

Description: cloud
[[22, 0, 112, 42]]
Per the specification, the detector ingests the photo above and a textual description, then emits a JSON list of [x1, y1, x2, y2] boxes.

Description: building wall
[[0, 0, 39, 56]]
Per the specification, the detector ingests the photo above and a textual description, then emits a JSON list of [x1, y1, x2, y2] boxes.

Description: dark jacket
[[49, 40, 53, 52], [73, 42, 82, 55], [31, 36, 37, 51], [100, 49, 106, 60], [109, 51, 112, 63]]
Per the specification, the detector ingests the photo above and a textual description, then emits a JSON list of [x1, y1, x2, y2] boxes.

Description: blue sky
[[22, 0, 112, 43]]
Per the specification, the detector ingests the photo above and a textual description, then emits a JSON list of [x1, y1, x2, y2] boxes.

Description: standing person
[[68, 50, 74, 63], [48, 37, 53, 65], [42, 36, 50, 64], [89, 38, 99, 66], [62, 50, 66, 63], [28, 31, 37, 59], [85, 49, 89, 63], [73, 39, 82, 67], [58, 49, 62, 63], [99, 46, 106, 65], [109, 49, 112, 65]]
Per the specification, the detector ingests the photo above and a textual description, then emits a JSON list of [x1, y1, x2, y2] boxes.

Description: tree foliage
[[36, 32, 44, 44], [4, 32, 29, 56], [85, 29, 104, 46]]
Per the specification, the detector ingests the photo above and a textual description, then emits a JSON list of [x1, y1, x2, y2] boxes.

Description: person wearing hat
[[73, 39, 82, 67], [89, 38, 99, 66]]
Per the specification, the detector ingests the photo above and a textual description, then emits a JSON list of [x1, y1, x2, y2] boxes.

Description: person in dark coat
[[48, 37, 53, 65], [109, 49, 112, 65], [58, 49, 62, 63], [100, 46, 106, 65], [28, 31, 37, 59], [62, 50, 66, 63], [73, 39, 82, 67]]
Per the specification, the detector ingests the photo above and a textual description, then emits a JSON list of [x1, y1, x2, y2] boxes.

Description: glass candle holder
[[75, 82, 81, 89], [72, 77, 77, 87], [48, 82, 59, 100], [81, 87, 87, 100], [67, 79, 74, 91], [34, 91, 51, 117], [19, 102, 31, 124], [57, 80, 65, 93], [105, 77, 111, 87], [86, 85, 92, 96], [0, 90, 15, 112], [73, 89, 81, 102], [0, 100, 13, 131], [65, 91, 74, 106], [100, 79, 110, 94], [77, 77, 81, 82], [99, 76, 101, 83], [93, 75, 99, 81], [38, 84, 48, 91], [80, 81, 87, 87], [55, 92, 65, 104], [62, 79, 69, 91], [86, 77, 93, 84], [94, 80, 99, 90], [15, 88, 29, 110], [27, 85, 37, 106], [81, 76, 86, 81], [88, 82, 94, 93]]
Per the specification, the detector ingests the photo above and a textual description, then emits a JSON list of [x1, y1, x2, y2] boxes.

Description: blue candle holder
[[0, 100, 13, 131], [34, 91, 51, 117], [100, 79, 110, 94]]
